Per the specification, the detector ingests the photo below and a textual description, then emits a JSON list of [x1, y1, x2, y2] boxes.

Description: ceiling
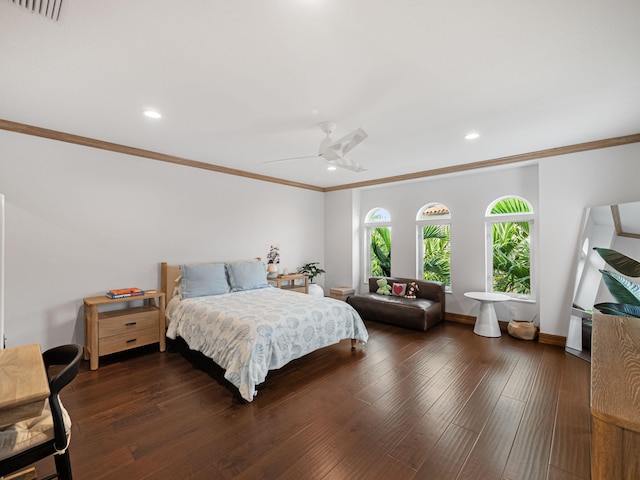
[[1, 0, 639, 189]]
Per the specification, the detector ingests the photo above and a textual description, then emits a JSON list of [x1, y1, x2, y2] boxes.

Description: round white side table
[[464, 291, 511, 337]]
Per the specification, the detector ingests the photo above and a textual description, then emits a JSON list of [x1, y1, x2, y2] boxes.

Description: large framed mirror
[[567, 201, 640, 361]]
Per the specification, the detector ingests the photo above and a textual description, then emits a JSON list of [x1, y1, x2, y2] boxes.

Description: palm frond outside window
[[417, 203, 451, 287], [486, 196, 534, 297], [365, 208, 391, 278]]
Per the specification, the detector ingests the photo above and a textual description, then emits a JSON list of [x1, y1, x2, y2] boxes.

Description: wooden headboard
[[161, 258, 262, 303], [160, 262, 182, 303]]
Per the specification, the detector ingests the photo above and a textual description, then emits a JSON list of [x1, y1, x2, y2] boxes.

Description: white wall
[[324, 189, 360, 292], [0, 130, 324, 349], [3, 129, 639, 347], [325, 143, 640, 338], [326, 164, 541, 324], [537, 142, 640, 336]]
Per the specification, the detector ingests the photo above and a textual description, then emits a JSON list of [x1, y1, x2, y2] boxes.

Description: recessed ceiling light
[[465, 132, 480, 140], [327, 165, 337, 171], [142, 109, 162, 119]]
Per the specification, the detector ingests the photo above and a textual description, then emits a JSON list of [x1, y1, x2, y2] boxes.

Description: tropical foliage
[[490, 197, 531, 295], [422, 224, 450, 284], [593, 247, 640, 318], [370, 227, 391, 277]]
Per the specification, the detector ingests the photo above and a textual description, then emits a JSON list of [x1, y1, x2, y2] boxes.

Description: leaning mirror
[[567, 201, 640, 361]]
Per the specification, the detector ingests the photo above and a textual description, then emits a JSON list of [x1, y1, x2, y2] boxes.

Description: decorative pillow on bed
[[226, 260, 269, 292], [392, 283, 407, 296], [179, 263, 230, 298]]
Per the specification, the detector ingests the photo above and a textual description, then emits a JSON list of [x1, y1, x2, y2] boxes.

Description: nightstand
[[268, 274, 309, 294], [83, 291, 165, 370]]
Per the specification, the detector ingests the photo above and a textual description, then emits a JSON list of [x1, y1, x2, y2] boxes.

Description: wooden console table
[[0, 344, 50, 427], [591, 313, 640, 479]]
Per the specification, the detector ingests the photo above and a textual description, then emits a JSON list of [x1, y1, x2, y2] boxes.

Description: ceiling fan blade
[[328, 157, 368, 172], [328, 128, 368, 157], [262, 154, 319, 164]]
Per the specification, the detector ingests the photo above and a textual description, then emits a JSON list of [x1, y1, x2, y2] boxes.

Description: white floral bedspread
[[166, 287, 368, 401]]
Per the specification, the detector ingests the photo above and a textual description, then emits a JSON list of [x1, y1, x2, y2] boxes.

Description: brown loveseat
[[346, 277, 445, 331]]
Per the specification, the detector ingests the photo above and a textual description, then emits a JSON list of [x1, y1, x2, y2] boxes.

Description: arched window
[[365, 208, 391, 278], [485, 196, 534, 297], [416, 203, 451, 288]]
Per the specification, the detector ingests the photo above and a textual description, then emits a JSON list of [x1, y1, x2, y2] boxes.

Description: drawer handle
[[125, 322, 137, 327], [126, 338, 137, 344]]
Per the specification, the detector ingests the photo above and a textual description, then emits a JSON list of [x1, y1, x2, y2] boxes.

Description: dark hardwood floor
[[33, 321, 591, 479]]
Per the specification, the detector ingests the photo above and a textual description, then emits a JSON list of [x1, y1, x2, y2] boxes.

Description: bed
[[161, 260, 368, 401]]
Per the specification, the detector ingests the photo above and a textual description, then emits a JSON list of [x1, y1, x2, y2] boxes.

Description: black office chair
[[0, 344, 83, 480]]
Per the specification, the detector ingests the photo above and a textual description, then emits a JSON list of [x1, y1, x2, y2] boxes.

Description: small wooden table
[[0, 344, 50, 428], [267, 274, 309, 294]]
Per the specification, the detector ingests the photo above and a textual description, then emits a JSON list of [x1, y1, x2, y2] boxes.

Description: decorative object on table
[[106, 287, 144, 299], [405, 281, 419, 299], [376, 278, 391, 295], [298, 262, 326, 297], [297, 262, 325, 283], [507, 319, 537, 340], [392, 283, 407, 296], [266, 263, 278, 279], [266, 244, 281, 279], [592, 248, 640, 318]]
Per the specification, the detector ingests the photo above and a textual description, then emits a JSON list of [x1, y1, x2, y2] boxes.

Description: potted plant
[[298, 262, 326, 296]]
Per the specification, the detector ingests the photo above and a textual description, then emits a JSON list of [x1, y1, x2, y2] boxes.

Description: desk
[[464, 292, 510, 337], [0, 344, 50, 427]]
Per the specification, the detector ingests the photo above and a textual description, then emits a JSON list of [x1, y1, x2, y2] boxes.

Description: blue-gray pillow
[[179, 263, 230, 298], [226, 261, 269, 292]]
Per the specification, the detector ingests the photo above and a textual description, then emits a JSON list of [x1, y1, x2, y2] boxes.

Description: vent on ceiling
[[10, 0, 63, 21]]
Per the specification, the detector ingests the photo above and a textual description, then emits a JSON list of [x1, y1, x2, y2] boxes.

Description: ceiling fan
[[264, 121, 368, 172]]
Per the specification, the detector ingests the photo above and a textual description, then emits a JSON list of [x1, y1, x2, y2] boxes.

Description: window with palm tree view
[[417, 203, 451, 288], [486, 196, 534, 297], [365, 208, 391, 277]]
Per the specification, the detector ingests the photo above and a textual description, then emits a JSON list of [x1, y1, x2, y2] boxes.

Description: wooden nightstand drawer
[[99, 326, 159, 356], [99, 307, 158, 338]]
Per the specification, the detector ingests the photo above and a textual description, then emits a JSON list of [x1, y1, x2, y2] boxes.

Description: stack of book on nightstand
[[106, 287, 144, 299]]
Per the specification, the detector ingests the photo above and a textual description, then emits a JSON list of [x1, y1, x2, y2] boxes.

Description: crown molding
[[2, 119, 639, 193]]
